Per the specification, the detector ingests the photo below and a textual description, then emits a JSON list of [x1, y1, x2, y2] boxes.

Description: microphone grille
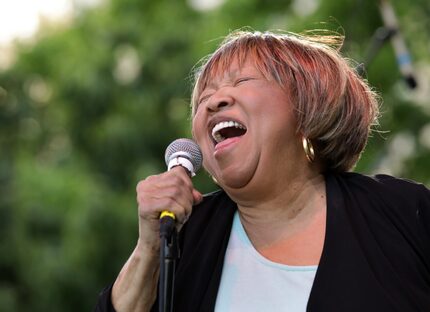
[[164, 138, 203, 173]]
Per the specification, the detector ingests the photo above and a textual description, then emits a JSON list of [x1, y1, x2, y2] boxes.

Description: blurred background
[[0, 0, 429, 310]]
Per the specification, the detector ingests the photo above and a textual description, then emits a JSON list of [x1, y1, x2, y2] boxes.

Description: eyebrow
[[202, 66, 247, 91]]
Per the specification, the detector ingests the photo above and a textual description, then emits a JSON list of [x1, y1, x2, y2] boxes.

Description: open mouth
[[211, 120, 247, 145]]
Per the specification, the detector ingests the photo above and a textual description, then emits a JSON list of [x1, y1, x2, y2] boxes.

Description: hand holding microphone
[[112, 139, 202, 312], [160, 138, 203, 232], [135, 139, 202, 252]]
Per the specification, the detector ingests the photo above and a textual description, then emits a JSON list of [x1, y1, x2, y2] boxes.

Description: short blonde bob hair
[[191, 30, 379, 172]]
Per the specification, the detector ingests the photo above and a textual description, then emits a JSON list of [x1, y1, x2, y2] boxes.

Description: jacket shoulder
[[339, 172, 429, 205], [334, 172, 430, 241]]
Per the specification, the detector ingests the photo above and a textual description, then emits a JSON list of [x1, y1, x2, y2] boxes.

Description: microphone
[[159, 139, 202, 312], [379, 0, 417, 89], [160, 138, 203, 225]]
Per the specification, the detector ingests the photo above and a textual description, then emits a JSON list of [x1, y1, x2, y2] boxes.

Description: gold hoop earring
[[302, 137, 315, 163]]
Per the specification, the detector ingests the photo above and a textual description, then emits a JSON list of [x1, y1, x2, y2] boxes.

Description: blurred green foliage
[[0, 0, 429, 310]]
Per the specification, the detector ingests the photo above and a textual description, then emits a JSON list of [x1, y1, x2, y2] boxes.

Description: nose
[[206, 91, 233, 113]]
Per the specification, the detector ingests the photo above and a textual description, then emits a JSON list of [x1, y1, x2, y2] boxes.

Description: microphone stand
[[357, 0, 417, 89], [357, 26, 395, 78], [159, 216, 179, 312]]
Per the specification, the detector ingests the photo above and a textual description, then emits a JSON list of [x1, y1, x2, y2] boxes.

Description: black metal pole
[[159, 217, 179, 312]]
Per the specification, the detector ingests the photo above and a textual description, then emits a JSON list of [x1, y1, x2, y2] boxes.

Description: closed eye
[[234, 77, 254, 86], [198, 93, 213, 105]]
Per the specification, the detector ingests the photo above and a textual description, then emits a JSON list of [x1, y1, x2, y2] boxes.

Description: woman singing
[[95, 30, 430, 311]]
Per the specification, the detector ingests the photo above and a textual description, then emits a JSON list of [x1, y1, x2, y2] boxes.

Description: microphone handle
[[159, 159, 193, 227], [158, 160, 192, 312]]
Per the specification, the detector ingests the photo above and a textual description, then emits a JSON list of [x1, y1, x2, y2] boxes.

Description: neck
[[233, 172, 326, 256]]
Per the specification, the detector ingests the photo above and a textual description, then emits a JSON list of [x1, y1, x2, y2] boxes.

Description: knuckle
[[182, 180, 193, 191], [144, 174, 158, 183], [172, 187, 182, 198], [136, 193, 147, 205], [170, 174, 182, 185], [136, 176, 155, 191], [165, 196, 176, 208], [136, 180, 145, 192]]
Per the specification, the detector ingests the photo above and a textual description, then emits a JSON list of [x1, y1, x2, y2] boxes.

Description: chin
[[215, 169, 254, 190], [205, 155, 259, 191]]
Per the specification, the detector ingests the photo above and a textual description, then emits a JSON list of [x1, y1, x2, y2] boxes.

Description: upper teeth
[[211, 121, 246, 143]]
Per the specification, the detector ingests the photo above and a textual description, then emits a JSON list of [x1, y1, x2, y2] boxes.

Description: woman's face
[[192, 57, 306, 195]]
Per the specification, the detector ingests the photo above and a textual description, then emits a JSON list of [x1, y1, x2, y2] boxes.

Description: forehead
[[205, 57, 255, 85]]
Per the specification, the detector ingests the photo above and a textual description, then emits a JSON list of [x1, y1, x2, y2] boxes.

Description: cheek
[[191, 117, 215, 172], [191, 117, 207, 151], [191, 114, 200, 137], [202, 160, 214, 176], [191, 121, 202, 143]]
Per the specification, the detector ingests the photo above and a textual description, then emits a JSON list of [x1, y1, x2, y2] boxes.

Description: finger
[[137, 174, 193, 205], [144, 171, 195, 204], [192, 189, 203, 205], [139, 195, 189, 222], [135, 169, 198, 226], [148, 183, 195, 209], [138, 184, 192, 208], [167, 166, 193, 184]]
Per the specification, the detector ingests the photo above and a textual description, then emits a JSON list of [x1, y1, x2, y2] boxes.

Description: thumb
[[192, 189, 203, 205]]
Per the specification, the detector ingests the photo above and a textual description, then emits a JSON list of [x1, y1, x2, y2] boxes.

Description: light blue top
[[214, 211, 318, 311]]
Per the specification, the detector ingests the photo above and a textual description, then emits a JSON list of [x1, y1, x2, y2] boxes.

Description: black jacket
[[95, 172, 430, 311]]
